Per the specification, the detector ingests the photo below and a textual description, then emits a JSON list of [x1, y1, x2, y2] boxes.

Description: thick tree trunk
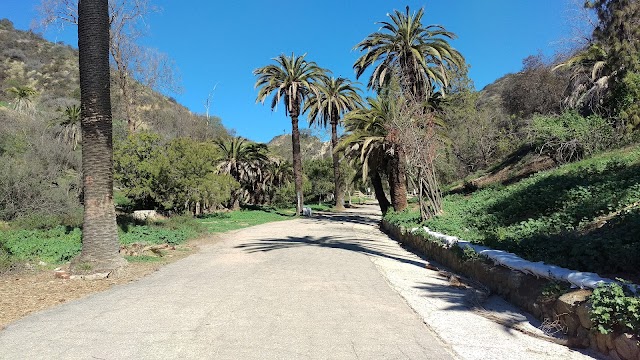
[[290, 104, 304, 215], [74, 0, 126, 274], [371, 169, 391, 215], [330, 118, 345, 211], [389, 145, 408, 212]]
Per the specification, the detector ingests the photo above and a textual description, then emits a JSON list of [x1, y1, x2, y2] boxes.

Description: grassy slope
[[388, 145, 640, 280]]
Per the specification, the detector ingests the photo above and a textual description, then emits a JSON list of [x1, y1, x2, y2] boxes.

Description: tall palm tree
[[339, 96, 400, 214], [305, 77, 363, 210], [254, 53, 328, 214], [73, 0, 125, 273], [215, 136, 268, 208], [353, 6, 464, 100]]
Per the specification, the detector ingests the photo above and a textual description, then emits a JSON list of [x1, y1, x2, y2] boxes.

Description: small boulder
[[132, 210, 162, 221], [54, 270, 70, 279], [613, 333, 639, 360], [610, 349, 622, 360], [576, 303, 593, 329], [70, 272, 110, 281], [596, 332, 614, 353], [555, 289, 591, 314]]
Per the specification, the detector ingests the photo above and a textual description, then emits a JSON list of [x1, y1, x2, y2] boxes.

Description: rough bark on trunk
[[330, 118, 345, 211], [389, 145, 408, 212], [73, 0, 126, 274], [371, 169, 391, 215], [290, 103, 304, 215]]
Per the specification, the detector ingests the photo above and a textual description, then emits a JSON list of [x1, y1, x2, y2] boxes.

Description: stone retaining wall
[[381, 220, 639, 359]]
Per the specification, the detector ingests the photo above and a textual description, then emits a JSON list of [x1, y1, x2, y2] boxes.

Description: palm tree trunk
[[371, 169, 391, 215], [74, 0, 126, 274], [389, 145, 408, 212], [330, 118, 345, 211], [290, 103, 304, 215]]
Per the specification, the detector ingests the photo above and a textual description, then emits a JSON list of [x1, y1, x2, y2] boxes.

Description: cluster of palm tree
[[215, 136, 293, 208], [254, 6, 463, 216], [74, 3, 464, 272]]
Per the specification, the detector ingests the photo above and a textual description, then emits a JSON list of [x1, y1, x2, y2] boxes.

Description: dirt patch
[[0, 235, 218, 330], [473, 154, 555, 188]]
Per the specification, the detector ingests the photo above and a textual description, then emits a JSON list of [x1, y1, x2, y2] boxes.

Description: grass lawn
[[0, 209, 290, 270], [196, 209, 290, 233]]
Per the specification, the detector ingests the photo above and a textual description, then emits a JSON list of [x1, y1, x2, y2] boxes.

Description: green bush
[[114, 133, 238, 213], [271, 180, 312, 208], [304, 158, 334, 204], [590, 282, 640, 336], [114, 189, 134, 211], [12, 213, 62, 230], [118, 225, 195, 246], [384, 209, 422, 229], [529, 111, 614, 163]]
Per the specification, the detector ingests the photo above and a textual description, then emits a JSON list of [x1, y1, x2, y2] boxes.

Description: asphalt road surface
[[0, 207, 455, 359]]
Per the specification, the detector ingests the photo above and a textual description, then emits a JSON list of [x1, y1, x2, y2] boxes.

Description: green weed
[[196, 209, 288, 233], [590, 282, 640, 336], [125, 255, 163, 263]]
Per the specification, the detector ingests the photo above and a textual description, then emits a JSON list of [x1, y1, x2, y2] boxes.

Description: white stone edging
[[410, 226, 638, 293]]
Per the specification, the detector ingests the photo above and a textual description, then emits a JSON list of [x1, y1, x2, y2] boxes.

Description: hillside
[[476, 73, 512, 109], [394, 145, 640, 282], [0, 19, 228, 141], [266, 132, 331, 162], [0, 18, 232, 224]]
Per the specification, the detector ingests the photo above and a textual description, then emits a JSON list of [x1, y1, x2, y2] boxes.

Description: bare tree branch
[[35, 0, 180, 133]]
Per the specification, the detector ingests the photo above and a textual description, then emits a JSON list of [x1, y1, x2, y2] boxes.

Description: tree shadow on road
[[235, 234, 427, 269], [411, 280, 564, 340], [305, 212, 382, 227]]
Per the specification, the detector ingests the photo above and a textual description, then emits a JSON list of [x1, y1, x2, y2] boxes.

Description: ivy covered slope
[[387, 145, 640, 281]]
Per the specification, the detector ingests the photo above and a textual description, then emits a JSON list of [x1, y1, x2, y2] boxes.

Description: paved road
[[0, 207, 455, 359]]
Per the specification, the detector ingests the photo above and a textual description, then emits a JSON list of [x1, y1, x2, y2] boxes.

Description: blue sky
[[4, 0, 589, 143]]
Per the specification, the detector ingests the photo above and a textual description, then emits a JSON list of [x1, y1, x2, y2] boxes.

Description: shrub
[[271, 180, 312, 208], [12, 213, 62, 230], [114, 133, 238, 213], [0, 19, 15, 30], [118, 214, 204, 246], [0, 154, 82, 222], [590, 282, 640, 336], [529, 111, 614, 163], [118, 224, 198, 246], [384, 209, 422, 229], [2, 49, 26, 62]]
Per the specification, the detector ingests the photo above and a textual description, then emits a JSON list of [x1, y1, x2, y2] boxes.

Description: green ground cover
[[386, 146, 640, 278], [0, 209, 289, 269], [196, 209, 289, 233]]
